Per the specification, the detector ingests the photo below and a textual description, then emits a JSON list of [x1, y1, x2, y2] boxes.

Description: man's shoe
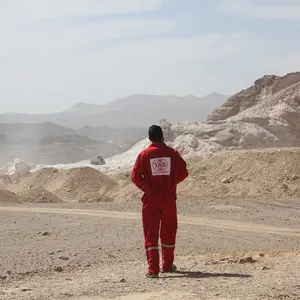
[[146, 272, 159, 278], [162, 264, 177, 273]]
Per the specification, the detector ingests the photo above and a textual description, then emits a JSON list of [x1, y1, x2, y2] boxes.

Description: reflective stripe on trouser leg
[[146, 246, 159, 252], [145, 246, 159, 274], [161, 244, 176, 271], [161, 244, 175, 248]]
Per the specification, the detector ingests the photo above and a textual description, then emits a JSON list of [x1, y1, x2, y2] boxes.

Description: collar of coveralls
[[150, 141, 166, 147]]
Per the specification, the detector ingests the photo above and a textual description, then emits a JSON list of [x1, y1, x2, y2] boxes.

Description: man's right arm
[[131, 153, 147, 191]]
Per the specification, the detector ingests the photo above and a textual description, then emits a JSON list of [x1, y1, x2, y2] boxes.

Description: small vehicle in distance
[[90, 156, 106, 165]]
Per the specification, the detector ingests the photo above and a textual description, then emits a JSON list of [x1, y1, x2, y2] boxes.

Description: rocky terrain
[[0, 73, 300, 299], [161, 72, 300, 155], [2, 72, 300, 203], [2, 148, 300, 205], [207, 73, 300, 121]]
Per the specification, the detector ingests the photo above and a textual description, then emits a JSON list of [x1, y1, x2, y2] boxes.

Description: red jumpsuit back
[[132, 142, 188, 275]]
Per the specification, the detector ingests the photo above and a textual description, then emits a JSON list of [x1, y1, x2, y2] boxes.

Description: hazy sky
[[1, 0, 300, 113]]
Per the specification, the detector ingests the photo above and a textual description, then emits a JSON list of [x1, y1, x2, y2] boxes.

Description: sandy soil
[[0, 197, 299, 300]]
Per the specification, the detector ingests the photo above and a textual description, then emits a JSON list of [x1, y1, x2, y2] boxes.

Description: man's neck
[[151, 141, 164, 145]]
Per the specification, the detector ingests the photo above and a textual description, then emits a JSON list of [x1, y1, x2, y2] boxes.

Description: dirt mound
[[4, 147, 300, 202], [76, 192, 113, 203], [6, 168, 63, 193], [113, 147, 300, 200], [0, 189, 21, 204], [0, 167, 117, 203], [55, 167, 117, 201], [17, 188, 63, 203], [177, 148, 300, 199]]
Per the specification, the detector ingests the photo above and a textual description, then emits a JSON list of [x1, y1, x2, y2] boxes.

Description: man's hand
[[141, 185, 151, 193]]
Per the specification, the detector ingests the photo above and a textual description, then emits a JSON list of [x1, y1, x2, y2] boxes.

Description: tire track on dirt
[[0, 206, 300, 237]]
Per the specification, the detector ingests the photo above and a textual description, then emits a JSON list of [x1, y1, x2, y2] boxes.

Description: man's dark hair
[[148, 125, 164, 143]]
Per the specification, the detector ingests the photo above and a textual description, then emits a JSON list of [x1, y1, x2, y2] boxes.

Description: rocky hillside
[[207, 72, 300, 121], [160, 72, 300, 155]]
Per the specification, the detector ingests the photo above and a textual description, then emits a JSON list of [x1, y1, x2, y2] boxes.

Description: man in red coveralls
[[131, 125, 188, 278]]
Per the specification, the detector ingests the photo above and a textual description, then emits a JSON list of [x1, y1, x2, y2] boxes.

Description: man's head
[[148, 125, 164, 143]]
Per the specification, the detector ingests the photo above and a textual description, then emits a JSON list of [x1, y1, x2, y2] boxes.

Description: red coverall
[[131, 142, 188, 274]]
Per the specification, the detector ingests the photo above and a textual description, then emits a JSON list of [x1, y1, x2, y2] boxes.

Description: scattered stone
[[238, 256, 256, 264], [54, 266, 63, 272], [62, 293, 73, 297], [221, 177, 233, 184], [48, 252, 54, 256], [291, 175, 299, 181], [219, 257, 230, 262], [57, 250, 62, 253], [261, 266, 270, 270], [21, 288, 32, 292], [58, 256, 69, 261], [42, 232, 50, 236], [225, 166, 232, 172], [281, 184, 289, 190], [1, 275, 7, 280], [120, 278, 126, 283]]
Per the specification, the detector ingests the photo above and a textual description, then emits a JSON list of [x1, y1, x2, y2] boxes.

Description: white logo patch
[[150, 157, 171, 176]]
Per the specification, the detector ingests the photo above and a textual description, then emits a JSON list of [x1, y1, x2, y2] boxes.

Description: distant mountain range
[[0, 93, 228, 164], [0, 122, 122, 165], [0, 93, 228, 129]]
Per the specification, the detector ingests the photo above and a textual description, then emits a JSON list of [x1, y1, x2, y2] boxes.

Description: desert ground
[[0, 196, 299, 300]]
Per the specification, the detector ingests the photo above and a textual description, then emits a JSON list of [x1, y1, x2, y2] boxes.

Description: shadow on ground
[[162, 271, 252, 279]]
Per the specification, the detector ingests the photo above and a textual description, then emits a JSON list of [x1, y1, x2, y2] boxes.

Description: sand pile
[[109, 171, 142, 201], [17, 188, 63, 204], [109, 147, 300, 200], [0, 167, 117, 203], [26, 168, 62, 190], [0, 189, 21, 204], [177, 148, 300, 199], [2, 148, 300, 202], [55, 167, 117, 202]]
